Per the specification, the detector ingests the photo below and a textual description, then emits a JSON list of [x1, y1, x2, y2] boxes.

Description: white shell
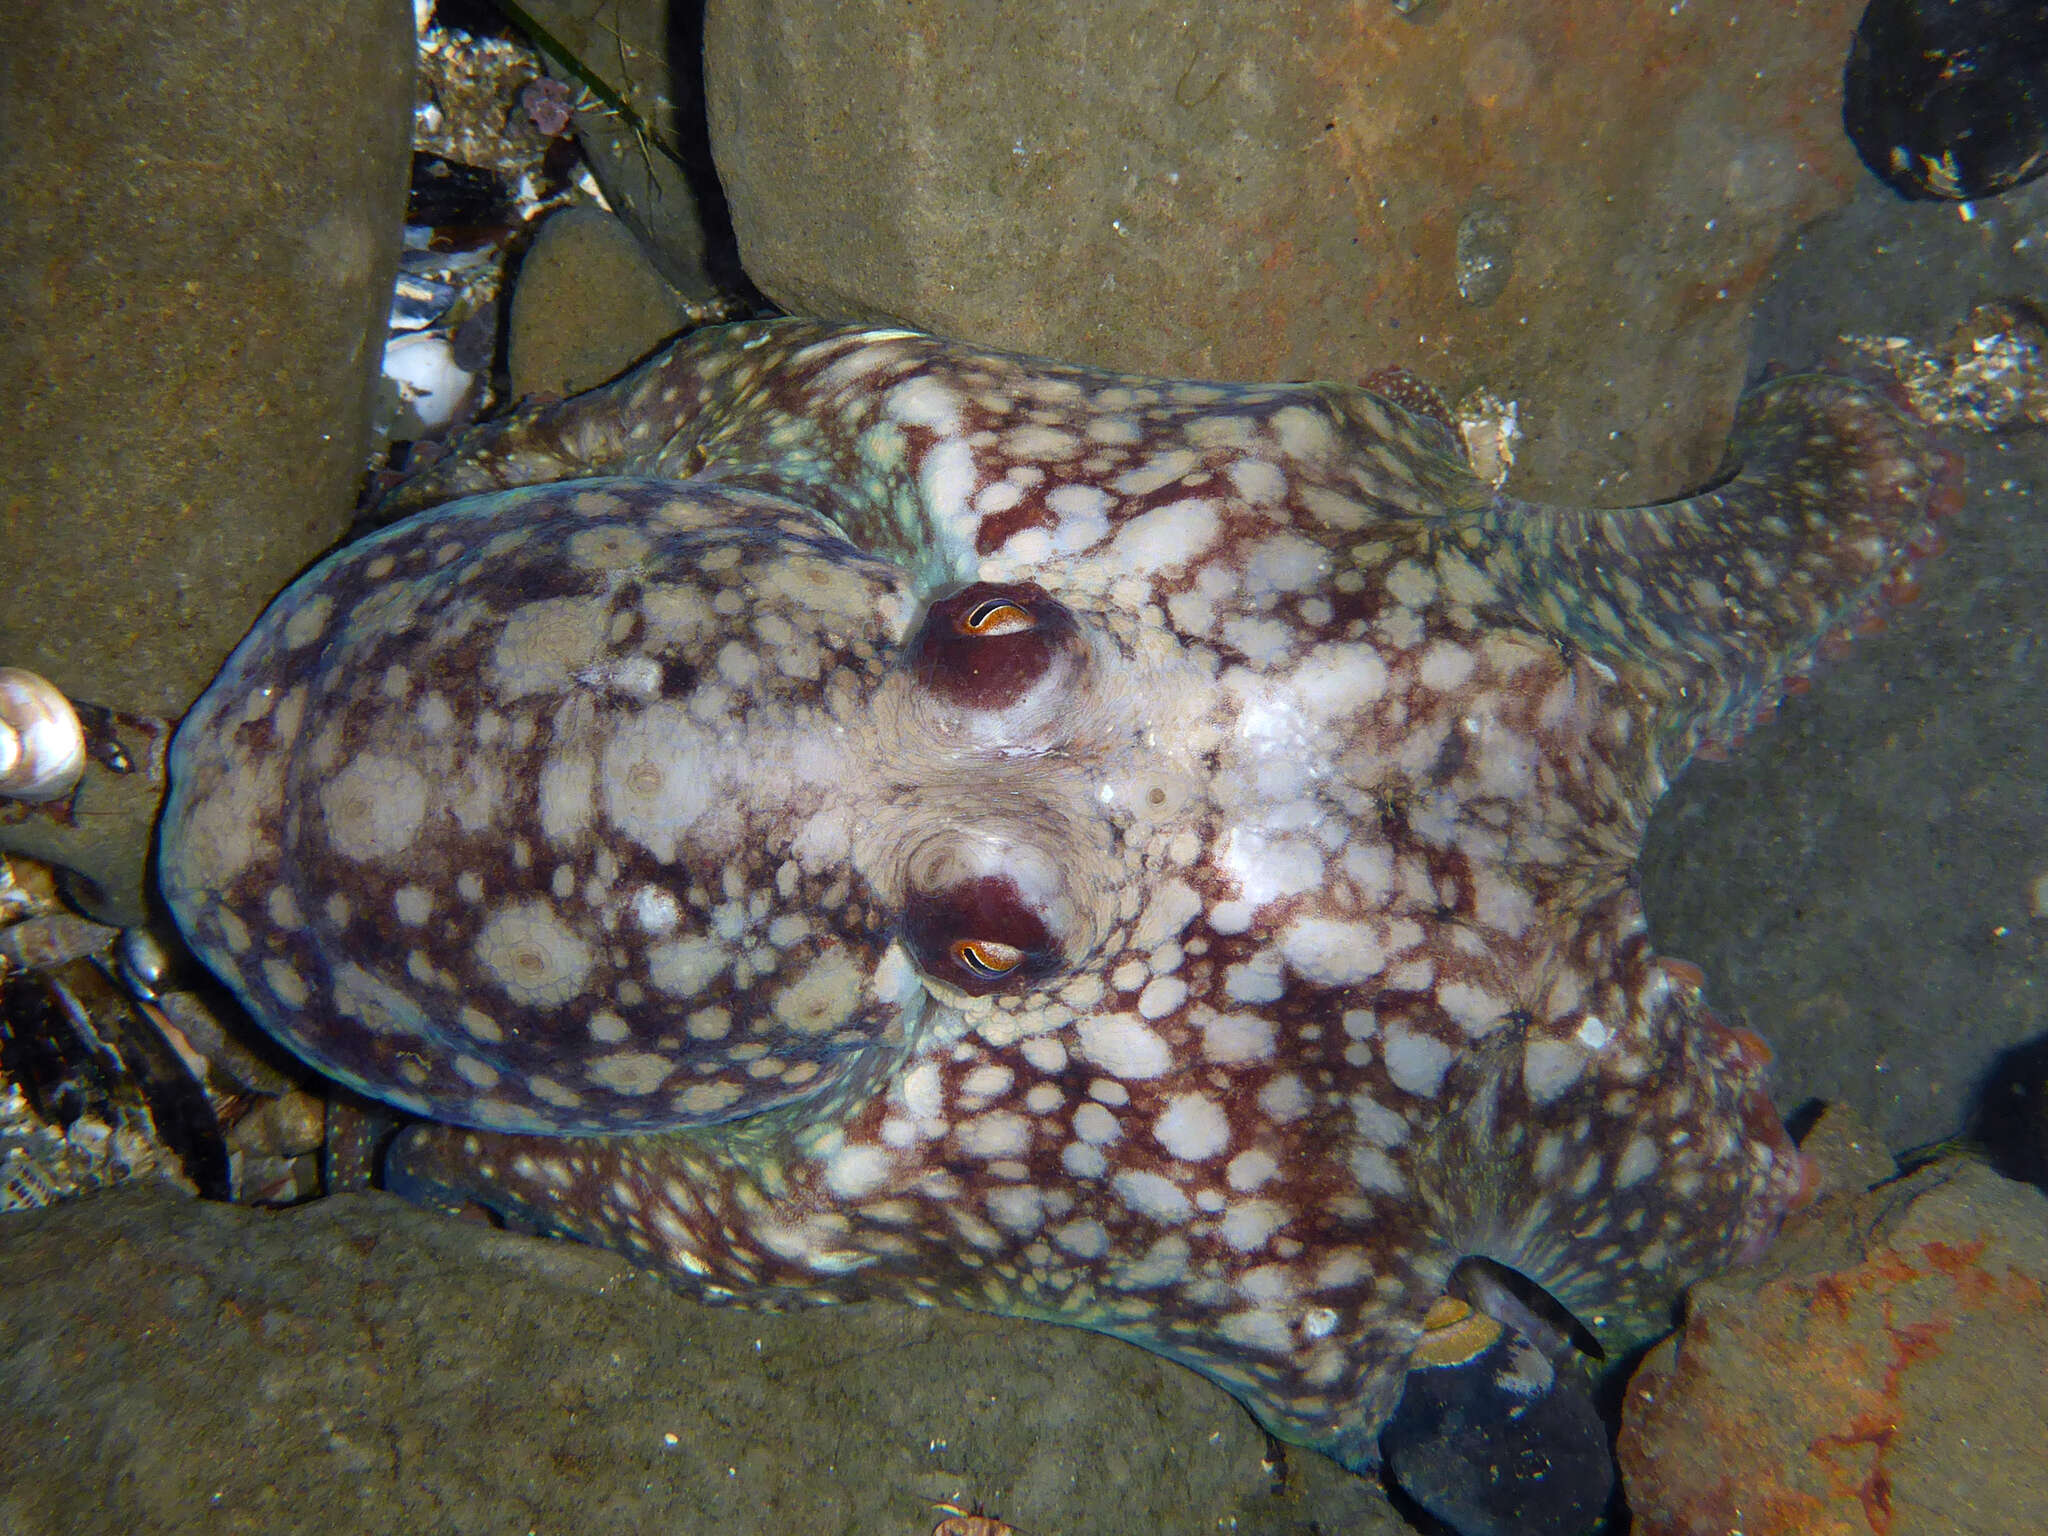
[[0, 668, 87, 802]]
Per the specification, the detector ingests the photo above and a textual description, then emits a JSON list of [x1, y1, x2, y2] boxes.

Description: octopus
[[157, 320, 1952, 1482]]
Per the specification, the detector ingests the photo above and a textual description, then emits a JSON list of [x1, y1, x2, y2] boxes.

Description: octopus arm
[[1475, 373, 1956, 764], [382, 319, 987, 584]]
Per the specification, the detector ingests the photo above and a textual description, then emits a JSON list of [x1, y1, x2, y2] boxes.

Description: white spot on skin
[[538, 753, 595, 843], [587, 1051, 672, 1096], [1062, 1141, 1107, 1179], [1218, 829, 1323, 908], [676, 1080, 746, 1117], [1616, 1134, 1660, 1188], [1020, 1034, 1067, 1073], [453, 1054, 498, 1090], [985, 1185, 1045, 1234], [474, 900, 594, 1007], [686, 1006, 731, 1040], [1257, 1073, 1310, 1122], [319, 755, 427, 862], [1131, 879, 1203, 949], [1024, 1082, 1063, 1114], [1224, 950, 1286, 1004], [601, 703, 716, 864], [633, 885, 682, 934], [1290, 644, 1390, 718], [959, 1064, 1014, 1103], [1196, 1008, 1276, 1063], [1074, 1014, 1173, 1078], [1108, 499, 1218, 571], [957, 1112, 1030, 1158], [1137, 975, 1188, 1019], [260, 958, 308, 1008], [1219, 1309, 1294, 1355], [266, 886, 302, 930], [1153, 1093, 1230, 1161], [1044, 482, 1111, 552], [1381, 1023, 1455, 1097], [459, 1005, 503, 1043], [1072, 1102, 1121, 1145], [901, 1061, 944, 1120], [826, 1143, 893, 1199], [1243, 533, 1328, 596], [647, 936, 728, 997], [1111, 447, 1199, 496], [771, 947, 863, 1035], [1226, 457, 1285, 503], [1350, 1094, 1410, 1148], [1220, 1200, 1287, 1251], [1418, 642, 1477, 691], [1438, 981, 1508, 1038], [1350, 1146, 1408, 1195], [716, 641, 760, 687], [1523, 1039, 1589, 1102], [489, 597, 610, 698], [1054, 1218, 1109, 1257], [282, 594, 333, 649], [1227, 1147, 1278, 1191], [1279, 918, 1387, 985], [393, 886, 432, 925], [1114, 1168, 1193, 1222]]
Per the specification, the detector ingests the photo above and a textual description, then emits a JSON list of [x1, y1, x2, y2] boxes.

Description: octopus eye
[[902, 872, 1057, 996], [909, 581, 1081, 712], [951, 938, 1024, 979], [957, 599, 1034, 636]]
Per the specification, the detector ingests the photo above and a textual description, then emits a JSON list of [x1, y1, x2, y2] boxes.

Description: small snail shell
[[0, 668, 87, 802]]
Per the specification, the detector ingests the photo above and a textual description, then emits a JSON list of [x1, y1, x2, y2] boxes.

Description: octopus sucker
[[161, 320, 1952, 1506]]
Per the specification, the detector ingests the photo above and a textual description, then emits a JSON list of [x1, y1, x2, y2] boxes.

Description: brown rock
[[1618, 1154, 2048, 1536], [0, 0, 414, 921], [509, 208, 695, 400], [704, 0, 1866, 501], [0, 1184, 1406, 1536]]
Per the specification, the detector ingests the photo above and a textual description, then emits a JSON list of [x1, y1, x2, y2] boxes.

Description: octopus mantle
[[159, 320, 1949, 1470]]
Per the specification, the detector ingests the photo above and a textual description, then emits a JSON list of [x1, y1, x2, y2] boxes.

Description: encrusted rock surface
[[1618, 1111, 2048, 1536]]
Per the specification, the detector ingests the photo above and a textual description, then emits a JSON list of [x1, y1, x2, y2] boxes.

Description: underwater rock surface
[[0, 1183, 1404, 1536]]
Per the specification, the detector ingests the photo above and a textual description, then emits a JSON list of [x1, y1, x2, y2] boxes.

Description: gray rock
[[0, 0, 414, 922], [703, 0, 1868, 502], [1644, 177, 2048, 1153], [0, 1184, 1405, 1536]]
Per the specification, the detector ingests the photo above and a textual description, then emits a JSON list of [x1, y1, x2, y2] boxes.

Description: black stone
[[1381, 1323, 1615, 1536], [1844, 0, 2048, 200]]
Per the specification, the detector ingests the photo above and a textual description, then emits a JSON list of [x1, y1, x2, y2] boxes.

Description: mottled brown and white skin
[[159, 320, 1954, 1471]]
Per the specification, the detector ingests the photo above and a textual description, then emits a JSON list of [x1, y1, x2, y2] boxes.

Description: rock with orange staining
[[1618, 1127, 2048, 1536]]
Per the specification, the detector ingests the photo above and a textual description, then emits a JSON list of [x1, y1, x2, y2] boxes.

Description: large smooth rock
[[705, 0, 1866, 502], [0, 1184, 1403, 1536], [0, 0, 413, 921]]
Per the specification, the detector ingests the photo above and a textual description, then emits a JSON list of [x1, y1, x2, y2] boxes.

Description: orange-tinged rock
[[1619, 1148, 2048, 1536]]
